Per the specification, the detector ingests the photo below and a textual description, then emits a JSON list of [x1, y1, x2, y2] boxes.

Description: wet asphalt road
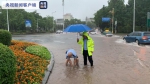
[[12, 33, 150, 84]]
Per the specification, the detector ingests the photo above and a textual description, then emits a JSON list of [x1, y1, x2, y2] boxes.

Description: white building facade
[[86, 17, 94, 22], [64, 13, 74, 21]]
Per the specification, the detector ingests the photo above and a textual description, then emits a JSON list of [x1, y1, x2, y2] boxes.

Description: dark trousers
[[83, 50, 93, 66]]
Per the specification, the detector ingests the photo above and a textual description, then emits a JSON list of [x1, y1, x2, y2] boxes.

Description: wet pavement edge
[[42, 50, 55, 84]]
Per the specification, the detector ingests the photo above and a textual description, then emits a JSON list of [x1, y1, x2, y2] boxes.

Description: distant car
[[60, 31, 63, 33], [123, 31, 150, 45], [103, 31, 113, 37], [79, 32, 89, 36], [56, 30, 62, 34], [90, 31, 97, 35]]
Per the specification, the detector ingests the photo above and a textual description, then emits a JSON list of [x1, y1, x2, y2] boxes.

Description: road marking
[[113, 35, 120, 37], [137, 58, 145, 67], [146, 46, 150, 48], [132, 50, 136, 56], [53, 41, 65, 43], [92, 35, 117, 37], [115, 39, 124, 44], [116, 39, 149, 67], [132, 49, 146, 67]]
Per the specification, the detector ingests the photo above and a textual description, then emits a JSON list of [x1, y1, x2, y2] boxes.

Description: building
[[56, 13, 73, 25], [64, 13, 74, 21], [56, 19, 64, 25], [86, 17, 94, 22]]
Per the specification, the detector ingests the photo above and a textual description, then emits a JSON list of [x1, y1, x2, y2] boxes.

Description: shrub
[[0, 43, 16, 84], [0, 29, 12, 46], [25, 45, 51, 60], [9, 40, 49, 83]]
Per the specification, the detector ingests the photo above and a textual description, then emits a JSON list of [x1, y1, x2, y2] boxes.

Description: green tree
[[0, 6, 54, 33], [86, 21, 96, 28], [94, 0, 150, 33], [127, 0, 150, 31], [94, 5, 110, 31], [107, 0, 126, 32]]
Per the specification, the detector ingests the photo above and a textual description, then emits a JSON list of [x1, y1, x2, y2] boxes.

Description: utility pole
[[115, 19, 117, 33], [0, 6, 2, 14], [62, 0, 64, 32], [52, 11, 56, 32], [133, 0, 135, 32], [6, 0, 9, 31], [36, 18, 39, 32], [111, 8, 114, 33], [86, 17, 87, 25], [37, 19, 38, 32]]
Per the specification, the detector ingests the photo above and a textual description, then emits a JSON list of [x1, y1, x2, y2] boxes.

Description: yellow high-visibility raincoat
[[77, 32, 94, 56]]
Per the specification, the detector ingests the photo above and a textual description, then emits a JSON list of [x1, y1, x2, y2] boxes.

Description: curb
[[42, 50, 55, 84]]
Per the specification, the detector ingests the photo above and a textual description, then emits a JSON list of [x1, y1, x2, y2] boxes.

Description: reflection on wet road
[[12, 33, 150, 84]]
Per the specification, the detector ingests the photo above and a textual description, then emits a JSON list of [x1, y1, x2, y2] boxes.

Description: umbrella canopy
[[63, 24, 91, 32]]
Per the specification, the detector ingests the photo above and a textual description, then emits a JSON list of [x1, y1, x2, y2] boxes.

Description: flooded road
[[13, 33, 150, 84]]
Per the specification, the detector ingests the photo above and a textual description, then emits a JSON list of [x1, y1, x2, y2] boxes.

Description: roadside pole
[[147, 12, 150, 31]]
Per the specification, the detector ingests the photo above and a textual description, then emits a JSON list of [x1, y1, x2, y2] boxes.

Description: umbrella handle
[[77, 33, 78, 38]]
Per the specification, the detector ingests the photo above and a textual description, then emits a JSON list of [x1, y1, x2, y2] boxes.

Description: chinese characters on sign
[[1, 1, 47, 9], [5, 3, 36, 7]]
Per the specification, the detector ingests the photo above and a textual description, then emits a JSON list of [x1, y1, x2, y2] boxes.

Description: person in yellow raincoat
[[77, 32, 94, 66]]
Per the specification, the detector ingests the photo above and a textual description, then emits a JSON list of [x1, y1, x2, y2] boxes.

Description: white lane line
[[145, 46, 150, 48], [137, 58, 145, 67], [113, 35, 120, 37], [53, 41, 65, 43], [132, 49, 145, 67], [132, 50, 136, 56]]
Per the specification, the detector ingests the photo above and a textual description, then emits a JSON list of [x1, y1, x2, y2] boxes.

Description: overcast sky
[[0, 0, 128, 21]]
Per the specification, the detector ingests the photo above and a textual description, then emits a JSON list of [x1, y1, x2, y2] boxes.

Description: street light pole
[[0, 6, 2, 14], [133, 0, 135, 32], [52, 11, 56, 32], [37, 19, 38, 32], [115, 19, 117, 33], [62, 0, 64, 32], [112, 8, 114, 33], [0, 7, 2, 30], [6, 0, 9, 31], [86, 17, 87, 25]]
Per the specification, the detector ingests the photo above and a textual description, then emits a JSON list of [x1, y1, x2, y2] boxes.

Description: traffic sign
[[25, 20, 31, 27], [147, 12, 150, 19], [147, 19, 150, 27], [115, 21, 117, 25], [102, 17, 110, 22]]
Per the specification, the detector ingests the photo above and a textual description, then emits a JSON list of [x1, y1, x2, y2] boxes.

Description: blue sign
[[25, 20, 31, 27], [102, 17, 111, 22]]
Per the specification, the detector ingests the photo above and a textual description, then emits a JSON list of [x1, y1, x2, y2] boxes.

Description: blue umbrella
[[63, 24, 91, 32], [63, 24, 91, 38]]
